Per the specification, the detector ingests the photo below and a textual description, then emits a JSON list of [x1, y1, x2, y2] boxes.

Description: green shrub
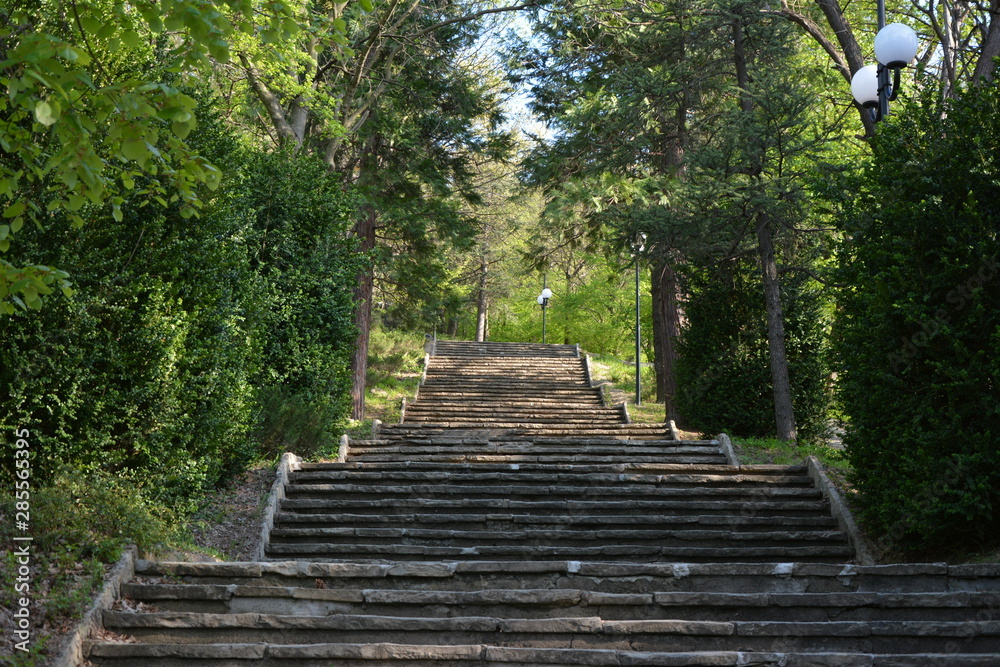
[[675, 257, 831, 443], [834, 80, 1000, 555]]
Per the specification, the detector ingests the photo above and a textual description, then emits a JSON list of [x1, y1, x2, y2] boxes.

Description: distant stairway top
[[434, 340, 579, 358]]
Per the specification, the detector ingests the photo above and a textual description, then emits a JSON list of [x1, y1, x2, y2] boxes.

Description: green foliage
[[675, 258, 831, 443], [0, 0, 331, 313], [0, 466, 181, 664], [834, 80, 1000, 555], [0, 96, 359, 505]]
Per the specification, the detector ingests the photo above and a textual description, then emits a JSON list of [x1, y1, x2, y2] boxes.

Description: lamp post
[[634, 232, 647, 406], [850, 2, 918, 123], [537, 287, 552, 344]]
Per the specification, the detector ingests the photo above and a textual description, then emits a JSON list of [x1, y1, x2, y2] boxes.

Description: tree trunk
[[651, 260, 682, 424], [811, 0, 877, 137], [475, 252, 488, 342], [350, 207, 377, 420], [757, 217, 797, 442], [972, 3, 1000, 85]]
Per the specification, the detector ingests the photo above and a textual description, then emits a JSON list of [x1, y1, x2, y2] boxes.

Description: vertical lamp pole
[[537, 284, 552, 344], [634, 233, 646, 406]]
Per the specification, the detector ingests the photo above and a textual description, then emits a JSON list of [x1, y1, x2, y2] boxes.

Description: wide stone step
[[263, 543, 858, 562], [131, 561, 1000, 596], [288, 468, 810, 487], [83, 641, 1000, 666], [433, 342, 579, 357], [274, 512, 839, 532], [97, 610, 1000, 653], [401, 416, 626, 425], [277, 497, 836, 518], [120, 582, 1000, 623], [265, 528, 850, 552], [339, 446, 727, 461], [402, 406, 619, 416], [281, 483, 821, 501]]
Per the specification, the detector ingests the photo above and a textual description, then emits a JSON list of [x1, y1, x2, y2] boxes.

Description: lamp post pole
[[634, 233, 646, 406], [876, 0, 890, 121], [537, 282, 553, 345], [635, 254, 641, 406]]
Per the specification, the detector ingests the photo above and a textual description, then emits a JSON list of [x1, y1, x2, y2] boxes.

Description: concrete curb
[[620, 402, 631, 424], [400, 397, 408, 423], [257, 452, 302, 562], [717, 433, 740, 467], [338, 434, 349, 464], [372, 419, 382, 440], [668, 420, 680, 441], [419, 354, 430, 387], [583, 354, 594, 387], [805, 455, 876, 566], [54, 544, 136, 667]]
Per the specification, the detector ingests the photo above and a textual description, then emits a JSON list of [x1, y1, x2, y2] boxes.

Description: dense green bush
[[675, 257, 830, 443], [0, 100, 359, 503], [834, 81, 1000, 555]]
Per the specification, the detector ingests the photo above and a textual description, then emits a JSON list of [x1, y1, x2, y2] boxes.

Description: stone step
[[266, 528, 850, 551], [295, 461, 741, 474], [277, 497, 837, 518], [96, 610, 1000, 653], [288, 468, 810, 486], [83, 642, 1000, 666], [274, 512, 840, 532], [401, 416, 626, 425], [341, 445, 724, 459], [433, 341, 579, 358], [402, 405, 618, 415], [375, 426, 672, 438], [120, 582, 1000, 623], [281, 485, 822, 503], [132, 561, 1000, 596], [262, 543, 858, 562]]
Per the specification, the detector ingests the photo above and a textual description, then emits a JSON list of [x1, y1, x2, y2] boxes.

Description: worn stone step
[[274, 512, 839, 532], [267, 526, 849, 548], [295, 461, 744, 474], [118, 582, 1000, 623], [288, 469, 811, 487], [347, 454, 725, 464], [263, 543, 858, 562], [277, 497, 835, 518], [281, 482, 822, 502], [328, 454, 736, 470], [133, 561, 1000, 595], [82, 641, 1000, 666], [98, 610, 1000, 653]]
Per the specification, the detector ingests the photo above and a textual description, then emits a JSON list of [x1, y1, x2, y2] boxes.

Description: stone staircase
[[83, 341, 1000, 665], [394, 340, 670, 439]]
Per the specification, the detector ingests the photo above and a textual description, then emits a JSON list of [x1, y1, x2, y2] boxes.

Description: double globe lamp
[[851, 22, 919, 122]]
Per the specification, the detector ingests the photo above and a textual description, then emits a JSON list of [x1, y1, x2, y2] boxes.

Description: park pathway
[[85, 341, 1000, 665]]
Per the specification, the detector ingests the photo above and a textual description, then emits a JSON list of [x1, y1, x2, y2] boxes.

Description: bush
[[0, 101, 359, 507], [834, 80, 1000, 555], [675, 257, 831, 443]]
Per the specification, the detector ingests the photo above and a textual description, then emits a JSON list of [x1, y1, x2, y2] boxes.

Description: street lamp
[[850, 2, 918, 123], [537, 287, 552, 344], [633, 232, 647, 406]]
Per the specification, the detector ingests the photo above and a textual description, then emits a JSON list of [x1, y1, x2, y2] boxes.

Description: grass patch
[[346, 327, 426, 438], [587, 353, 667, 425]]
